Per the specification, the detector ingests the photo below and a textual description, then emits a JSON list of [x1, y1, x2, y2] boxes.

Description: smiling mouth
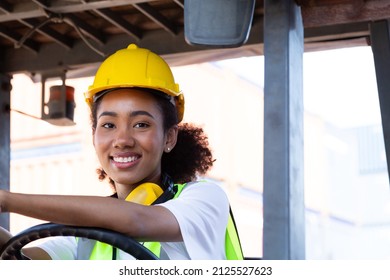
[[112, 156, 139, 163]]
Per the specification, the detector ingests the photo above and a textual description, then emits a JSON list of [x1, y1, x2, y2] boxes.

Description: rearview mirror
[[184, 0, 256, 48]]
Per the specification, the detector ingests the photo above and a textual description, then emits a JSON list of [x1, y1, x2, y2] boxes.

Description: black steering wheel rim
[[0, 223, 159, 260]]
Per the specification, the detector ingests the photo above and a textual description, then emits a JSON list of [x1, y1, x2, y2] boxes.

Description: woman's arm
[[22, 247, 52, 260], [0, 190, 182, 242]]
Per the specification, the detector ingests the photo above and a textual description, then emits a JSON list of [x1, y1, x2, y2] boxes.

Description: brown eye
[[102, 123, 115, 129], [134, 122, 150, 129]]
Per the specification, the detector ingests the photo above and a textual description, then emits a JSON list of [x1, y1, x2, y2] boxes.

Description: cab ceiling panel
[[0, 0, 388, 78]]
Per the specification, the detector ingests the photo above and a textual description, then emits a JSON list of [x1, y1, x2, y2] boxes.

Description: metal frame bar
[[0, 73, 11, 230], [369, 20, 390, 184], [263, 0, 305, 260]]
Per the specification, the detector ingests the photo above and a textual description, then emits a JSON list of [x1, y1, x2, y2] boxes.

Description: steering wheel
[[0, 223, 158, 260]]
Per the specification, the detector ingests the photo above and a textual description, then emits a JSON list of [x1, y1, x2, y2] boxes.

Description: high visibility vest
[[77, 183, 244, 260]]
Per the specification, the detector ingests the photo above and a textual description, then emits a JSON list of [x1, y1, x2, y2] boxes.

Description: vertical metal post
[[263, 0, 305, 259], [0, 73, 11, 230], [370, 20, 390, 184]]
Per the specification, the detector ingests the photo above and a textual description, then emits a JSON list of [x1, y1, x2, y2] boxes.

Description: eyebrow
[[98, 111, 117, 119], [98, 110, 155, 119], [130, 110, 155, 119]]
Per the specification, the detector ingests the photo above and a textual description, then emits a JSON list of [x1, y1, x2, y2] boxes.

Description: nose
[[113, 126, 135, 149]]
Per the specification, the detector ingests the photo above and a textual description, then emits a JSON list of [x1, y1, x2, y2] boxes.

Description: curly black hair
[[162, 122, 215, 184], [90, 88, 215, 188]]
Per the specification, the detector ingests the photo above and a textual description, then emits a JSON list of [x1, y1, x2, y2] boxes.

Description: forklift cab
[[1, 0, 390, 260]]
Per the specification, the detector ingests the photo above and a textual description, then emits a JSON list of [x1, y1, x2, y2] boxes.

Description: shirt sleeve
[[36, 236, 77, 260], [160, 181, 230, 260]]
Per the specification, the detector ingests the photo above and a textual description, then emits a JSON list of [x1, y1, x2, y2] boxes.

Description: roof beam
[[0, 0, 158, 22], [0, 13, 373, 76], [0, 1, 12, 12], [301, 0, 390, 28], [173, 0, 184, 9], [21, 18, 73, 50], [0, 1, 89, 52], [0, 1, 41, 53], [63, 14, 105, 45], [32, 0, 157, 13], [0, 26, 39, 53], [304, 21, 369, 42], [133, 2, 178, 35], [31, 1, 105, 45], [0, 20, 263, 76], [94, 8, 143, 40]]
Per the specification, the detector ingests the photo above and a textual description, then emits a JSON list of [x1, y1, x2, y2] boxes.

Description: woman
[[0, 44, 241, 260]]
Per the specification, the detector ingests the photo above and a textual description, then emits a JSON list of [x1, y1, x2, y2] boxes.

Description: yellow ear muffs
[[125, 183, 164, 205]]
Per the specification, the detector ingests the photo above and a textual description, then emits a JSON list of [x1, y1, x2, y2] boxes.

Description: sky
[[303, 46, 381, 128], [216, 46, 382, 129]]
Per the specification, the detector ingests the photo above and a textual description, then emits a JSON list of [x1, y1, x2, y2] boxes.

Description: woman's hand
[[0, 225, 52, 259], [0, 189, 5, 213]]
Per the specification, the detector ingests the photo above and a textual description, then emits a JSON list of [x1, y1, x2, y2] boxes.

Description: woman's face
[[93, 88, 176, 191]]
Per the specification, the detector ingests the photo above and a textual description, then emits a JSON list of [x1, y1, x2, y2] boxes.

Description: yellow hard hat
[[85, 44, 184, 122]]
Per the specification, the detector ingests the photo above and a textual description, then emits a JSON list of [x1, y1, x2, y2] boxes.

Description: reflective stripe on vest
[[77, 183, 243, 260]]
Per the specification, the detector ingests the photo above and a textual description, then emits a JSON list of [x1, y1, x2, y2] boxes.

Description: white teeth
[[113, 156, 137, 163]]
